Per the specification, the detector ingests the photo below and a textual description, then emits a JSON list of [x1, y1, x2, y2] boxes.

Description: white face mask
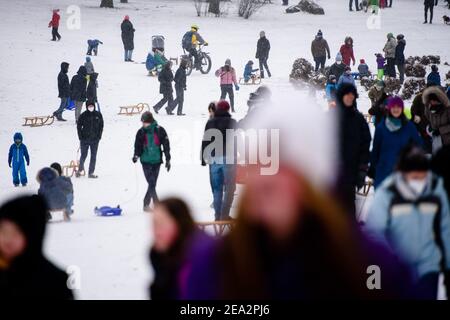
[[87, 106, 95, 112], [337, 61, 342, 65], [407, 179, 427, 195]]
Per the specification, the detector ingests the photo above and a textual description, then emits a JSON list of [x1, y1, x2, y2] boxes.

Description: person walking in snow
[[84, 56, 95, 75], [172, 59, 188, 116], [53, 62, 70, 122], [132, 112, 171, 212], [121, 15, 135, 62], [87, 39, 103, 56], [311, 30, 331, 72], [383, 33, 397, 78], [423, 85, 450, 151], [255, 31, 271, 78], [339, 37, 355, 67], [153, 62, 175, 115], [8, 133, 30, 187], [70, 66, 88, 122], [76, 101, 104, 179], [395, 34, 406, 83], [349, 0, 360, 11], [215, 59, 239, 113], [328, 53, 346, 80], [424, 0, 436, 24], [48, 9, 61, 41], [86, 72, 99, 106]]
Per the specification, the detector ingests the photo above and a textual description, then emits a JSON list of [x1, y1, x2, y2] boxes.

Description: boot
[[260, 71, 265, 79], [88, 174, 98, 179]]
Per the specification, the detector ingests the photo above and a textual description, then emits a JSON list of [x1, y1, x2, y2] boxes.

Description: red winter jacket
[[49, 12, 60, 28], [339, 44, 355, 66]]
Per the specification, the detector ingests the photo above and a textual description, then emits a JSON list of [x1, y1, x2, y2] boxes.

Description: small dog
[[444, 15, 450, 25]]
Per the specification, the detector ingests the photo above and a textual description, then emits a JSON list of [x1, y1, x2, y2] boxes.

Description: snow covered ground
[[0, 0, 449, 299]]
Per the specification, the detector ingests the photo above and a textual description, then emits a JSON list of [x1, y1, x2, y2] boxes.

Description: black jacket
[[328, 62, 346, 81], [174, 66, 187, 90], [424, 0, 435, 6], [158, 67, 174, 95], [0, 195, 73, 300], [58, 62, 70, 98], [77, 109, 104, 142], [86, 73, 98, 102], [395, 39, 406, 65], [70, 66, 87, 102], [201, 109, 238, 164], [133, 124, 171, 164], [337, 84, 372, 187], [256, 36, 270, 60], [121, 20, 135, 50], [368, 92, 389, 126]]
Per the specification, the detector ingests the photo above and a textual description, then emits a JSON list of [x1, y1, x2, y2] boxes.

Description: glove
[[201, 160, 206, 166], [414, 115, 421, 124], [356, 170, 367, 190], [184, 87, 187, 91], [132, 156, 138, 163], [165, 161, 171, 172], [235, 84, 240, 91], [327, 55, 331, 59]]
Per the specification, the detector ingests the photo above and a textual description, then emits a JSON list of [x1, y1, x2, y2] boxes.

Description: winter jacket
[[174, 66, 187, 90], [395, 39, 406, 65], [121, 20, 135, 51], [366, 172, 450, 279], [146, 53, 156, 71], [133, 123, 171, 164], [57, 62, 70, 98], [339, 44, 355, 66], [325, 83, 337, 102], [201, 109, 238, 164], [358, 63, 370, 77], [423, 86, 450, 146], [383, 37, 397, 59], [243, 64, 258, 79], [77, 109, 104, 142], [411, 92, 430, 136], [8, 133, 30, 168], [158, 67, 174, 95], [371, 119, 422, 188], [37, 168, 72, 211], [70, 66, 87, 102], [328, 62, 346, 80], [376, 55, 385, 69], [368, 88, 389, 126], [0, 195, 74, 299], [86, 73, 98, 103], [84, 60, 95, 75], [311, 37, 330, 58], [432, 145, 450, 200], [87, 39, 103, 48], [256, 37, 270, 60], [337, 73, 356, 89], [48, 11, 60, 28], [424, 0, 436, 6], [427, 71, 441, 87], [215, 66, 237, 86]]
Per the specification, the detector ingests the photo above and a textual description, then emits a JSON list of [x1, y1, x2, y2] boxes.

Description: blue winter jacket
[[146, 53, 155, 71], [426, 71, 441, 87], [371, 119, 422, 188], [38, 167, 73, 210], [325, 82, 337, 101], [243, 63, 258, 79], [87, 39, 102, 48], [8, 133, 30, 167], [365, 172, 450, 279], [337, 73, 355, 89]]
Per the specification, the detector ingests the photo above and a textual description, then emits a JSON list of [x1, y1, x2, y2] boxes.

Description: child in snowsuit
[[243, 60, 259, 83], [87, 39, 103, 56], [358, 59, 370, 78], [325, 75, 338, 108], [375, 53, 385, 80], [8, 133, 30, 187]]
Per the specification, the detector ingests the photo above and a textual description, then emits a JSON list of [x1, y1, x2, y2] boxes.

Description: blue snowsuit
[[8, 133, 30, 186], [243, 63, 258, 82]]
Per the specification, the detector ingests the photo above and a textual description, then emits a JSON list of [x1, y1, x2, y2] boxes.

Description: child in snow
[[86, 39, 103, 56], [48, 9, 61, 41], [375, 53, 385, 80], [357, 59, 370, 78], [146, 52, 156, 76], [154, 49, 168, 74], [50, 162, 74, 216], [337, 66, 356, 89], [8, 133, 30, 187], [325, 75, 337, 108], [84, 56, 95, 75], [426, 65, 441, 87], [243, 60, 259, 83]]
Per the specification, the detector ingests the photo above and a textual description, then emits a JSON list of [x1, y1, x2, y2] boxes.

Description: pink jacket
[[215, 67, 237, 85]]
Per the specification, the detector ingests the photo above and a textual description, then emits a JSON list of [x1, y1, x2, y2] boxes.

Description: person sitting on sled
[[86, 39, 103, 56], [243, 60, 259, 83]]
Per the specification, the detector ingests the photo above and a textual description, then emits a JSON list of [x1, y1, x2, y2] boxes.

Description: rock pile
[[286, 0, 325, 15]]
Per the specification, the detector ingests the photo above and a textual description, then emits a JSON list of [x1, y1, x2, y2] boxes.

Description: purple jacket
[[376, 56, 385, 69]]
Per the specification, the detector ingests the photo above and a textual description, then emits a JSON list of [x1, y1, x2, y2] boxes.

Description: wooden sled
[[118, 103, 150, 116], [169, 57, 179, 66], [239, 76, 262, 85], [356, 179, 373, 197], [49, 209, 71, 222], [197, 220, 236, 236], [363, 113, 374, 125], [23, 115, 55, 127], [62, 160, 85, 178]]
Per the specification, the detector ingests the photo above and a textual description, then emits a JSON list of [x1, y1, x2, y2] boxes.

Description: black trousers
[[258, 57, 271, 78], [349, 0, 360, 10], [52, 27, 61, 40], [424, 4, 434, 23], [173, 87, 184, 115], [79, 140, 99, 175], [142, 163, 161, 207], [220, 84, 234, 112], [386, 57, 396, 78], [188, 48, 200, 68], [153, 92, 174, 112]]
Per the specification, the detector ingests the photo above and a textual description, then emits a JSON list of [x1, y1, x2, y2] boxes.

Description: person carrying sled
[[87, 39, 103, 56], [48, 9, 61, 41], [133, 112, 171, 212], [181, 25, 207, 70], [8, 133, 30, 187], [243, 60, 259, 83]]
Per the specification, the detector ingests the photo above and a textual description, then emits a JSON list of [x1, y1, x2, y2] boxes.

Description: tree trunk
[[100, 0, 114, 8]]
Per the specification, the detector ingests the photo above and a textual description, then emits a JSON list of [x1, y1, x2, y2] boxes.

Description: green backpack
[[140, 123, 162, 164]]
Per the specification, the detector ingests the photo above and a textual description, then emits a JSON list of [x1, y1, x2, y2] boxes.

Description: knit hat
[[86, 56, 91, 62], [86, 101, 96, 108], [397, 145, 430, 173], [336, 52, 343, 62], [387, 32, 394, 39], [431, 65, 438, 72], [248, 60, 254, 65], [260, 31, 265, 38], [124, 15, 130, 20], [50, 162, 63, 176], [360, 59, 365, 64], [225, 59, 231, 66], [141, 111, 154, 123], [317, 29, 323, 37], [397, 34, 404, 40], [217, 100, 230, 111], [386, 96, 404, 110]]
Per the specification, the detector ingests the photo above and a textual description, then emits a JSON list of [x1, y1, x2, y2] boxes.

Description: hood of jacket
[[422, 86, 450, 107], [77, 66, 87, 77], [60, 62, 69, 74], [13, 132, 23, 142], [37, 167, 58, 184], [336, 83, 358, 111]]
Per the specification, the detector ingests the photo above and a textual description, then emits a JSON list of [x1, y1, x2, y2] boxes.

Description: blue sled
[[95, 206, 122, 217], [66, 99, 76, 111]]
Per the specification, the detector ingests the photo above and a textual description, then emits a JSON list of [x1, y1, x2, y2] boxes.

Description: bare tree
[[238, 0, 267, 19], [100, 0, 114, 8]]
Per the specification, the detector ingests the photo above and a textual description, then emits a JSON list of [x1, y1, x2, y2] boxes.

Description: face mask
[[15, 140, 21, 145], [336, 61, 342, 65], [143, 123, 150, 128], [87, 106, 95, 112], [408, 179, 427, 195]]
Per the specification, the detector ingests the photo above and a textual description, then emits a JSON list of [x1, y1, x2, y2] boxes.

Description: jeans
[[124, 49, 133, 61], [210, 160, 236, 221], [258, 57, 271, 78], [220, 84, 234, 112], [75, 100, 84, 122], [153, 92, 174, 112], [386, 58, 396, 78], [314, 56, 326, 72], [424, 4, 434, 23], [397, 63, 405, 83], [142, 163, 161, 207], [54, 97, 68, 118], [173, 87, 184, 115], [12, 162, 27, 186], [66, 193, 74, 214], [51, 27, 61, 40], [79, 140, 99, 175]]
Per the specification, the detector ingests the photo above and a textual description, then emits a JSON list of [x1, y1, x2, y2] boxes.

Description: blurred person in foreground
[[0, 195, 73, 299], [149, 198, 209, 299], [187, 95, 412, 299], [365, 145, 450, 299]]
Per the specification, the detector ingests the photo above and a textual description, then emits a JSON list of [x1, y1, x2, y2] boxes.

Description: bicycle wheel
[[186, 57, 193, 76], [200, 53, 212, 74]]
